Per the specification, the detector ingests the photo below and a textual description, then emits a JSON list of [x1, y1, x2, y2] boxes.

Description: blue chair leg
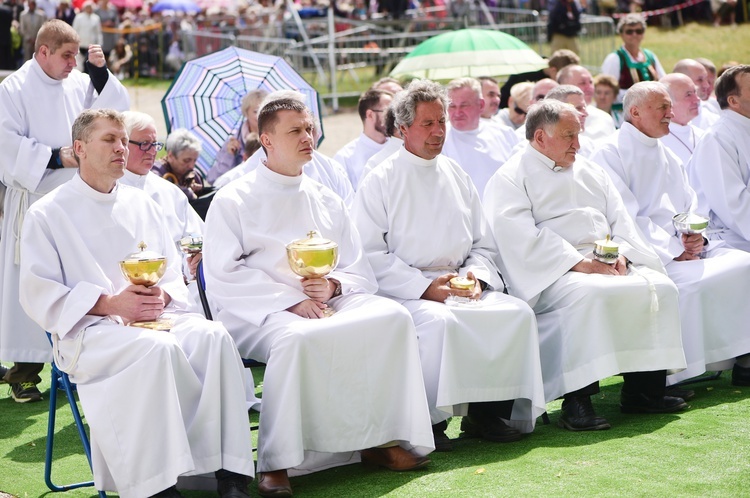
[[45, 361, 107, 497]]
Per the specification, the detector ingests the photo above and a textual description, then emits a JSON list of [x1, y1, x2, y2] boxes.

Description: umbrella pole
[[327, 0, 338, 112]]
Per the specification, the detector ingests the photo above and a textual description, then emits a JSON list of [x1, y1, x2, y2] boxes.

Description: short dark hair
[[715, 64, 750, 110], [358, 89, 391, 122], [257, 98, 310, 136]]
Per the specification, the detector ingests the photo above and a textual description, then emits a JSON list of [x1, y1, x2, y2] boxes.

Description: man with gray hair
[[484, 99, 687, 431], [353, 79, 546, 450], [592, 80, 750, 387], [19, 108, 254, 498], [442, 77, 520, 195], [119, 111, 204, 279], [659, 73, 704, 166]]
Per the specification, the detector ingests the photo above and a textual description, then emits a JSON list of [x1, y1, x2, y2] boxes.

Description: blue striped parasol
[[161, 47, 324, 178]]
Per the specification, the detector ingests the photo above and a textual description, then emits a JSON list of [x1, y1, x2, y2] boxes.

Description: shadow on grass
[[283, 373, 749, 497]]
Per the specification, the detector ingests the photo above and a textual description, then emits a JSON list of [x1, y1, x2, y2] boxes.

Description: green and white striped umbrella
[[390, 28, 547, 81]]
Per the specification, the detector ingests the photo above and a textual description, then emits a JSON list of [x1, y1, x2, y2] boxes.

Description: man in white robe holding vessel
[[352, 79, 546, 451], [592, 81, 750, 386], [484, 100, 687, 432], [0, 19, 129, 402], [19, 109, 254, 498], [203, 98, 433, 498], [687, 64, 750, 387]]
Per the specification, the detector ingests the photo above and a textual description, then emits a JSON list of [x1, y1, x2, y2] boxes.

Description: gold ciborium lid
[[119, 241, 167, 287], [286, 230, 339, 279]]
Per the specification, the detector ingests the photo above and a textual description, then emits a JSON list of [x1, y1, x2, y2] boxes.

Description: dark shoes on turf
[[558, 396, 611, 431], [460, 414, 523, 442], [10, 381, 42, 403], [732, 364, 750, 386], [620, 392, 687, 414]]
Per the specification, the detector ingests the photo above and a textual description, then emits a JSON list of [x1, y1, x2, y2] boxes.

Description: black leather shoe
[[216, 469, 250, 498], [258, 470, 292, 497], [620, 392, 687, 414], [432, 421, 453, 452], [557, 396, 611, 431], [665, 386, 695, 401], [460, 415, 523, 442], [732, 364, 750, 386]]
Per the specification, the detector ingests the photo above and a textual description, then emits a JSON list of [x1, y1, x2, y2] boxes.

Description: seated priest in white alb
[[213, 91, 354, 207], [333, 88, 392, 190], [533, 85, 596, 158], [658, 73, 704, 167], [686, 65, 750, 387], [442, 77, 521, 196], [352, 79, 546, 452], [591, 81, 750, 386], [592, 81, 750, 384], [203, 98, 433, 498], [484, 100, 687, 432], [557, 65, 617, 141], [494, 82, 533, 130], [19, 109, 254, 498]]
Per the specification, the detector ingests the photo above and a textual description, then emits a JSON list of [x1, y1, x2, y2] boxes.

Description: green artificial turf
[[1, 368, 749, 497]]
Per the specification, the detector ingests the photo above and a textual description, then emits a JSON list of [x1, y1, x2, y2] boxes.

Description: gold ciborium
[[593, 234, 620, 265], [119, 241, 173, 330], [286, 231, 339, 317]]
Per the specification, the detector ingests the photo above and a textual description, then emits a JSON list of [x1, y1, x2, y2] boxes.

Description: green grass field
[[2, 369, 749, 496]]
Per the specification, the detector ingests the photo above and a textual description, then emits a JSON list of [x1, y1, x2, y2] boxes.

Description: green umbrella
[[390, 28, 547, 81]]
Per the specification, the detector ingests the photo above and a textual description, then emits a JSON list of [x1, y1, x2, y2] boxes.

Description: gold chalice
[[286, 231, 339, 317], [119, 241, 173, 330]]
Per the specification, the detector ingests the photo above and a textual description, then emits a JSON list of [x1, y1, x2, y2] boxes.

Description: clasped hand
[[421, 271, 483, 303], [674, 233, 704, 261], [286, 277, 338, 319], [571, 256, 628, 276], [111, 285, 168, 324]]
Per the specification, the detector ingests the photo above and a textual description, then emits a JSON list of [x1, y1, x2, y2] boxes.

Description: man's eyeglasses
[[623, 28, 645, 35], [513, 105, 527, 116], [129, 140, 164, 152]]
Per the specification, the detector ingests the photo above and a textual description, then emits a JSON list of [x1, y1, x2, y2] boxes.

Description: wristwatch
[[331, 280, 342, 298]]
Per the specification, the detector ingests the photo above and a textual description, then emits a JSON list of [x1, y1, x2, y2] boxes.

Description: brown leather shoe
[[257, 470, 292, 497], [360, 446, 431, 472]]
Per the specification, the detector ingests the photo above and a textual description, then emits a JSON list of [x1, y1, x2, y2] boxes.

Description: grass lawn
[[1, 368, 749, 497]]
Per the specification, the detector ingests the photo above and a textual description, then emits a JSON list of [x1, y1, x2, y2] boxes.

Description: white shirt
[[660, 121, 704, 168], [333, 132, 388, 190], [442, 120, 520, 196]]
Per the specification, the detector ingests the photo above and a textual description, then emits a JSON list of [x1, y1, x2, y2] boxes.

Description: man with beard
[[334, 88, 392, 190]]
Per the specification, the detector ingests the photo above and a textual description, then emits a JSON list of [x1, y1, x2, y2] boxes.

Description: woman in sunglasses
[[600, 13, 666, 103]]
